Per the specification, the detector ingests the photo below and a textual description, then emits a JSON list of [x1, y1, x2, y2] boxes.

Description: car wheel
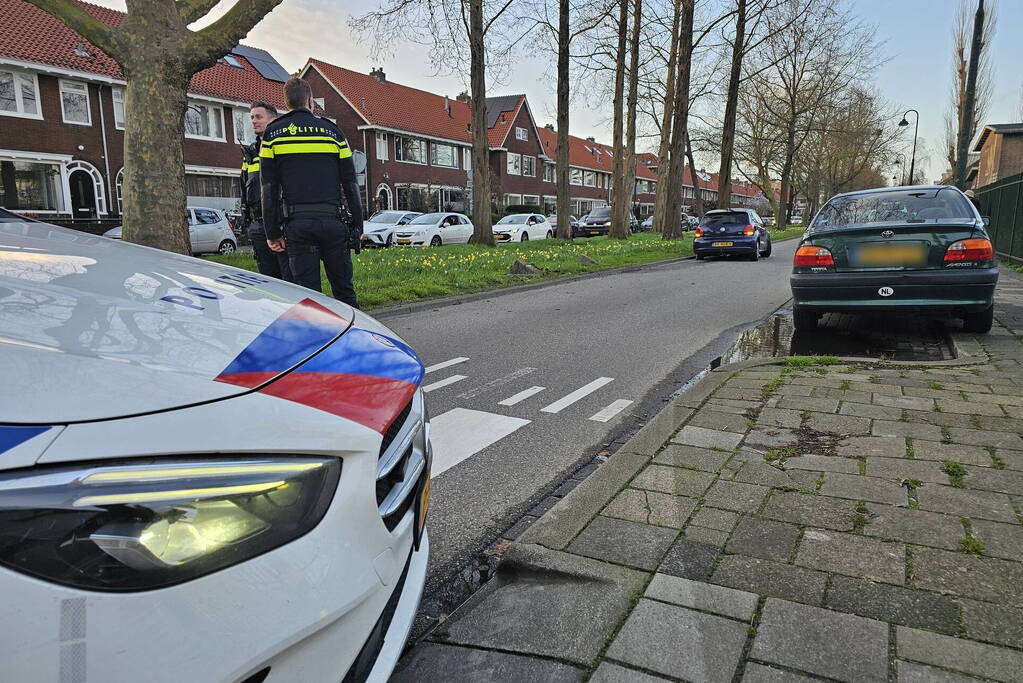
[[218, 239, 237, 254], [695, 252, 705, 260], [963, 306, 994, 334], [520, 231, 529, 242], [385, 234, 393, 248], [750, 242, 760, 261], [546, 230, 553, 239], [430, 235, 442, 247], [793, 309, 818, 330], [761, 238, 772, 257]]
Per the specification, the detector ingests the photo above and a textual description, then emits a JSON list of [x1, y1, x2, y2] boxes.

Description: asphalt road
[[378, 237, 800, 621]]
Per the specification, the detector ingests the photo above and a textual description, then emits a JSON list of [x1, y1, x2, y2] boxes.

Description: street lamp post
[[894, 153, 907, 185], [898, 110, 919, 184]]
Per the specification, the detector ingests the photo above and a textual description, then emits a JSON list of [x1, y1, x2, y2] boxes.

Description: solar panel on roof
[[231, 45, 290, 82]]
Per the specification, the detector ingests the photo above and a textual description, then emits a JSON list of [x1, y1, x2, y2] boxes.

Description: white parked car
[[393, 212, 474, 246], [0, 210, 431, 683], [362, 210, 422, 248], [104, 206, 238, 255], [493, 213, 553, 242]]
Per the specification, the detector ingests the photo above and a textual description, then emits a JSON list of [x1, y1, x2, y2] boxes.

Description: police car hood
[[0, 221, 372, 424]]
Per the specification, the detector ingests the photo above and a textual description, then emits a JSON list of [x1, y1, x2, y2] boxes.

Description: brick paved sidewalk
[[394, 274, 1023, 683]]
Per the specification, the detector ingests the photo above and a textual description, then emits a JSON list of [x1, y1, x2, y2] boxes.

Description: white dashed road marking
[[422, 375, 468, 393], [589, 399, 634, 423], [429, 408, 531, 476], [424, 357, 469, 374], [498, 385, 546, 406], [541, 377, 615, 414], [458, 367, 537, 400]]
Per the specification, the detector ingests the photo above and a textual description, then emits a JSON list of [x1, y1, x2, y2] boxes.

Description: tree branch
[[23, 0, 121, 58], [188, 0, 284, 68], [178, 0, 223, 25]]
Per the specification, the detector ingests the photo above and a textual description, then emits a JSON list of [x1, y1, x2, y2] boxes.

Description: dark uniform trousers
[[286, 213, 358, 308], [248, 219, 293, 282]]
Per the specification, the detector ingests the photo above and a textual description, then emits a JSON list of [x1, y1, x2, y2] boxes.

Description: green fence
[[976, 171, 1023, 262]]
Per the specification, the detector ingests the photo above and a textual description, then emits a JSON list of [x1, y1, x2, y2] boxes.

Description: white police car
[[0, 210, 431, 682]]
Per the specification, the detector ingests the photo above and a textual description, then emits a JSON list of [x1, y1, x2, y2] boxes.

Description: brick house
[[972, 123, 1023, 188], [0, 0, 290, 221]]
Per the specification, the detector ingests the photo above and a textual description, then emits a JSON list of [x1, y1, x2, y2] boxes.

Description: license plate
[[589, 231, 600, 235], [413, 472, 431, 550], [850, 243, 927, 267], [712, 241, 733, 247], [397, 239, 410, 244]]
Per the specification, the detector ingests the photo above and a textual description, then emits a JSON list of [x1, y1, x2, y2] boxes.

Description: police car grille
[[375, 396, 426, 532], [379, 400, 412, 457]]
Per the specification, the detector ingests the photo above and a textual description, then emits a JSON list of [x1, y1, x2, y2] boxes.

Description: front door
[[69, 170, 96, 219]]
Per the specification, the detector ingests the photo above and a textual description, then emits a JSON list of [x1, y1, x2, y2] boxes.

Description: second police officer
[[239, 100, 292, 281], [260, 77, 363, 308]]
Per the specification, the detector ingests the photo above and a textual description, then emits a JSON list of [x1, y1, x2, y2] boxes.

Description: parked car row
[[103, 207, 238, 255]]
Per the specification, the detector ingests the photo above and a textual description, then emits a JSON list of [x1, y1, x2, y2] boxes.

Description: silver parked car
[[104, 207, 237, 255], [362, 210, 422, 247]]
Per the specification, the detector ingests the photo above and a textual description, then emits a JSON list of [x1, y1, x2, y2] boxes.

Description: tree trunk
[[555, 0, 572, 239], [685, 131, 704, 217], [609, 0, 629, 239], [716, 0, 746, 209], [652, 0, 682, 235], [121, 65, 191, 253], [468, 0, 494, 245], [619, 0, 642, 239], [662, 0, 694, 241], [777, 121, 797, 225]]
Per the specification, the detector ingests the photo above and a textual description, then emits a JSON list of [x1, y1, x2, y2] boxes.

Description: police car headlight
[[0, 456, 339, 591]]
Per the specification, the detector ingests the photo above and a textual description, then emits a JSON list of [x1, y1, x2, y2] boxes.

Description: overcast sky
[[94, 0, 1022, 180]]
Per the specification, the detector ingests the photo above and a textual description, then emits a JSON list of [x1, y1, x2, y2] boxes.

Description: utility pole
[[955, 0, 985, 189]]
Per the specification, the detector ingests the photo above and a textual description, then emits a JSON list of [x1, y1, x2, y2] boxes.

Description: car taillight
[[743, 224, 755, 236], [794, 245, 834, 267], [694, 227, 704, 238], [944, 238, 993, 262]]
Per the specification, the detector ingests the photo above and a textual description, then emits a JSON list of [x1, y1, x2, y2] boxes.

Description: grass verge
[[206, 227, 805, 310]]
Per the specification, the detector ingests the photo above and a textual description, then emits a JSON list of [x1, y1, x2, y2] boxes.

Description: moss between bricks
[[942, 461, 967, 488], [783, 355, 839, 368]]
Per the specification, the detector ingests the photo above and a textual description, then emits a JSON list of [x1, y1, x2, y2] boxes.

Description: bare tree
[[651, 0, 683, 234], [353, 0, 518, 246], [609, 0, 630, 238], [612, 0, 642, 238], [943, 0, 995, 174], [25, 0, 281, 253], [658, 0, 694, 240]]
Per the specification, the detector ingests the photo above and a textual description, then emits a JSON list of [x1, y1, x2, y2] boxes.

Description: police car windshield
[[498, 215, 528, 224], [369, 212, 406, 223], [812, 188, 975, 230], [410, 213, 447, 225]]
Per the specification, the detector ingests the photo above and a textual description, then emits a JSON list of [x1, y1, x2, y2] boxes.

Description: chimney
[[456, 91, 471, 103], [586, 136, 596, 142], [370, 67, 386, 83], [544, 123, 554, 131], [444, 96, 451, 117]]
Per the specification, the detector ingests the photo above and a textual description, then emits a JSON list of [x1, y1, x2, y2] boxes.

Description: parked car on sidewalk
[[362, 210, 422, 248], [547, 214, 579, 234], [576, 206, 638, 236], [394, 212, 474, 246], [693, 208, 772, 261], [493, 214, 553, 242], [0, 209, 432, 683], [791, 185, 997, 333], [104, 206, 237, 255]]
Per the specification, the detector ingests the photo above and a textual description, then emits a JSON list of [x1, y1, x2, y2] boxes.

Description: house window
[[186, 173, 237, 198], [431, 143, 457, 168], [521, 156, 535, 177], [543, 164, 554, 183], [515, 126, 528, 141], [185, 102, 225, 141], [233, 109, 256, 145], [505, 193, 522, 206], [112, 88, 125, 129], [0, 159, 65, 212], [395, 136, 426, 164], [0, 69, 41, 119], [376, 132, 388, 161], [506, 152, 521, 175], [463, 148, 472, 172], [60, 80, 91, 125], [584, 171, 596, 187], [570, 168, 582, 185], [523, 194, 540, 207]]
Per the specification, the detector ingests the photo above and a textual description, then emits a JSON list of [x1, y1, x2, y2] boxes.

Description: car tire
[[695, 252, 705, 260], [546, 230, 553, 239], [963, 306, 994, 334], [520, 232, 529, 242], [218, 239, 237, 254], [750, 242, 760, 261], [430, 235, 442, 247], [761, 238, 772, 257], [385, 234, 393, 248], [793, 309, 818, 330]]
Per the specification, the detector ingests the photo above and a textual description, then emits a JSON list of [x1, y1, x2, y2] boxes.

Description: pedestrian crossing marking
[[498, 386, 546, 406], [541, 377, 615, 414], [424, 357, 469, 374], [458, 367, 537, 400], [423, 374, 468, 393], [429, 408, 530, 476], [589, 399, 634, 423]]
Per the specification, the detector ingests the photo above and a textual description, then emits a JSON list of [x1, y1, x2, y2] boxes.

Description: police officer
[[261, 77, 363, 307], [239, 101, 292, 281]]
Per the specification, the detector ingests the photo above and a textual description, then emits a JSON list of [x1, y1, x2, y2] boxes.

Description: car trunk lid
[[809, 221, 982, 272]]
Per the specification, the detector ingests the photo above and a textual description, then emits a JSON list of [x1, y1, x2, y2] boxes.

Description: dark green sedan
[[791, 185, 997, 333]]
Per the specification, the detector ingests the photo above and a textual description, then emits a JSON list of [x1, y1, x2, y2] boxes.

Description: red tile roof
[[538, 127, 657, 181], [0, 0, 289, 109]]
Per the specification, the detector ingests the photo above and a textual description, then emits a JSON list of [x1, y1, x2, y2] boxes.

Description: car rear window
[[701, 211, 748, 227], [812, 188, 975, 229]]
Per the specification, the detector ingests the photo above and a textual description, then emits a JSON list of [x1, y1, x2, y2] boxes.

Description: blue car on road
[[694, 208, 772, 261]]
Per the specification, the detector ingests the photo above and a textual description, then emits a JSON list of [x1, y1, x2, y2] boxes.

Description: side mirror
[[982, 216, 991, 227]]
